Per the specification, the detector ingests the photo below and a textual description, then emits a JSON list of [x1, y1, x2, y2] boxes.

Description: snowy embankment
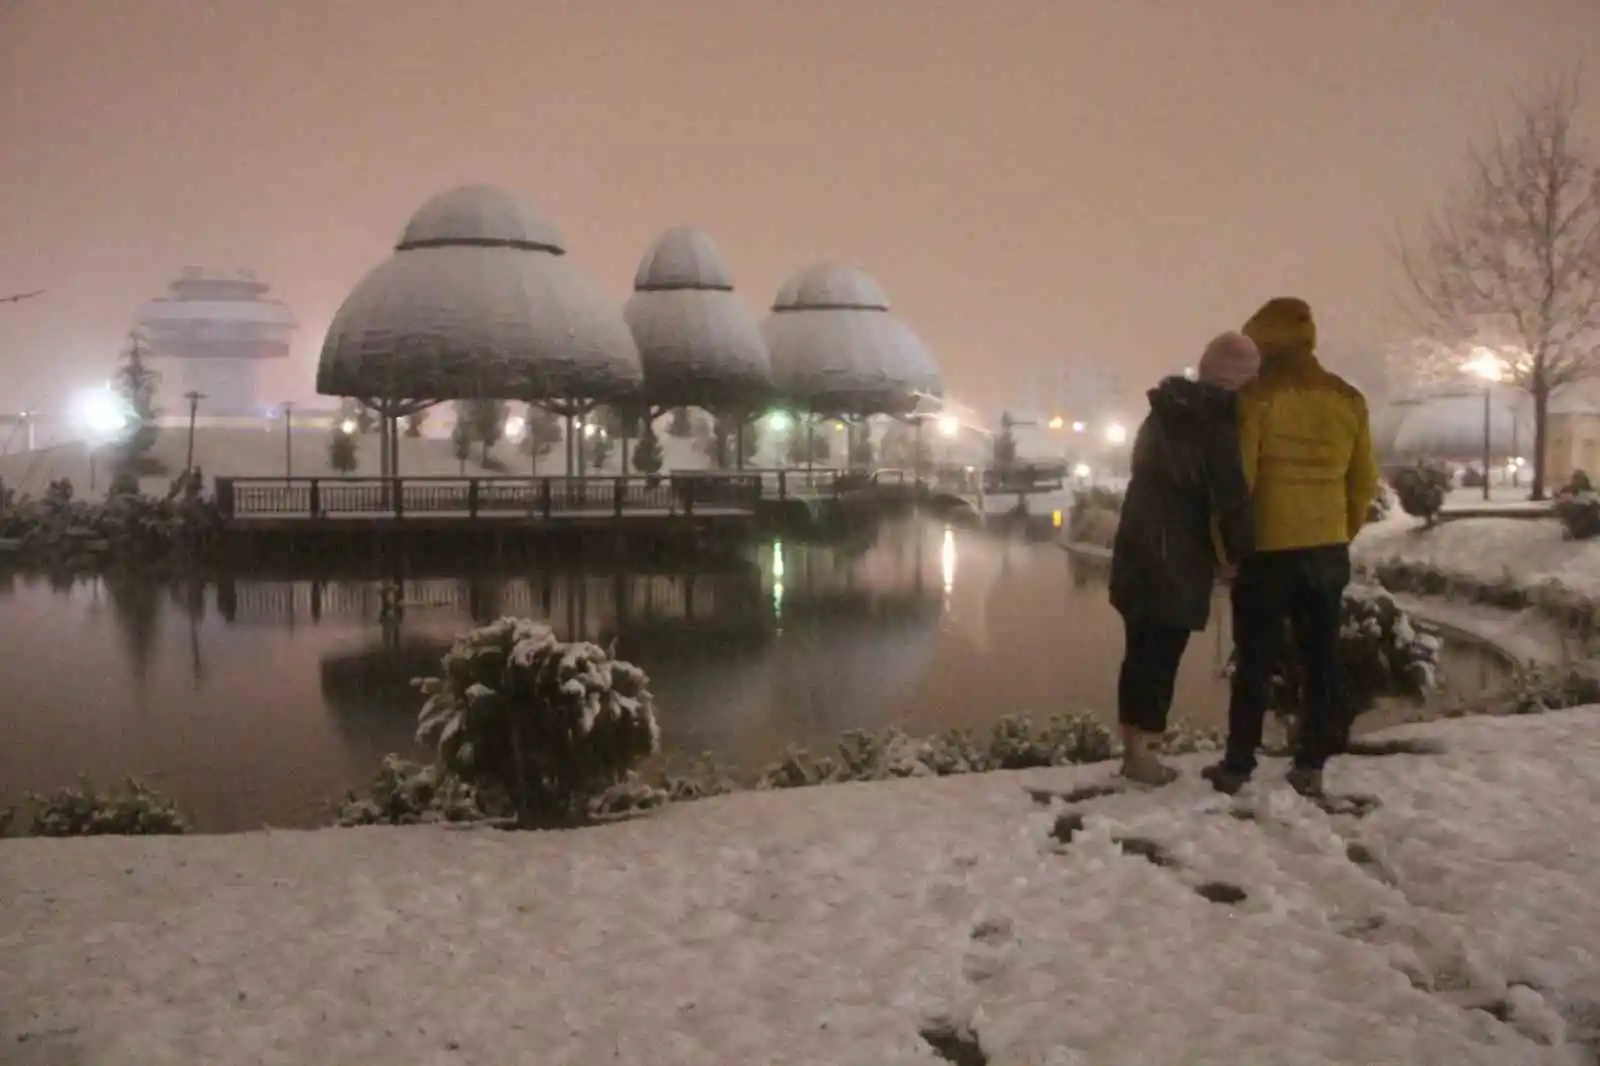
[[1353, 514, 1599, 600], [6, 712, 1600, 1065], [1353, 514, 1599, 666]]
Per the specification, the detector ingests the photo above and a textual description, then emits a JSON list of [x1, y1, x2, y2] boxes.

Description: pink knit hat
[[1197, 331, 1260, 391]]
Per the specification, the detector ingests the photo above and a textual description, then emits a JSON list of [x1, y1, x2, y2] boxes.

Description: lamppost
[[72, 386, 131, 494], [183, 391, 205, 473], [280, 401, 294, 477], [1465, 350, 1504, 501]]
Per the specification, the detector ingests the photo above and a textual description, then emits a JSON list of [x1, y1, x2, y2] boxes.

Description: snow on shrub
[[1391, 461, 1451, 526], [24, 775, 188, 836], [414, 617, 660, 827], [1366, 480, 1395, 525], [1554, 491, 1600, 541], [333, 754, 490, 827], [1066, 487, 1123, 548]]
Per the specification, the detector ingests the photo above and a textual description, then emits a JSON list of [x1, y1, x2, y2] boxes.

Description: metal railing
[[214, 474, 764, 521]]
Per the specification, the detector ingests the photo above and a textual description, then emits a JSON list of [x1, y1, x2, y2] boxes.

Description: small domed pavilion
[[624, 226, 772, 467], [317, 184, 641, 475], [762, 263, 941, 466]]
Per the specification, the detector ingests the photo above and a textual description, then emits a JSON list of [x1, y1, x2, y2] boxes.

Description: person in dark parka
[[1108, 332, 1258, 784]]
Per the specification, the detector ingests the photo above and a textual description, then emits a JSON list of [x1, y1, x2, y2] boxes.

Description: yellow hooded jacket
[[1237, 298, 1379, 551]]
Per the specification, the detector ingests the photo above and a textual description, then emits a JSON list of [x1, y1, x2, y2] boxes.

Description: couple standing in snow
[[1106, 297, 1380, 796]]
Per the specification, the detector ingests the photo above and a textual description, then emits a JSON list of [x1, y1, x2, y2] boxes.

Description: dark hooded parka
[[1108, 375, 1255, 631]]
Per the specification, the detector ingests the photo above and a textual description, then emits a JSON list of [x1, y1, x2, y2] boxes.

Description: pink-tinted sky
[[2, 0, 1597, 420]]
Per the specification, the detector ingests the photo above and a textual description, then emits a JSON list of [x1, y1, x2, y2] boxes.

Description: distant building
[[137, 268, 297, 417]]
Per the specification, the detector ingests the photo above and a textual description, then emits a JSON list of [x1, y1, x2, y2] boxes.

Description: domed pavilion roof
[[1387, 388, 1532, 460], [623, 226, 772, 410], [761, 263, 941, 416], [317, 185, 641, 406]]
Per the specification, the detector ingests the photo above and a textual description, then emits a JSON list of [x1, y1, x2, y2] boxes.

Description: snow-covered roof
[[1388, 390, 1532, 460], [772, 263, 890, 311], [317, 185, 641, 405], [631, 225, 733, 291], [623, 227, 772, 410], [396, 184, 565, 252], [762, 263, 942, 416]]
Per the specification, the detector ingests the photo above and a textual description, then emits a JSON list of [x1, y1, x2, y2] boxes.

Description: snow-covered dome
[[397, 184, 564, 252], [318, 185, 641, 404], [631, 225, 733, 291], [773, 263, 890, 312], [1388, 389, 1532, 460], [762, 263, 942, 416], [624, 227, 772, 410]]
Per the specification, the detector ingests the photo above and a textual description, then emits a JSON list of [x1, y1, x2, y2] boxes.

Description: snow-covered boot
[[1285, 766, 1324, 798], [1119, 725, 1179, 786], [1201, 761, 1251, 795]]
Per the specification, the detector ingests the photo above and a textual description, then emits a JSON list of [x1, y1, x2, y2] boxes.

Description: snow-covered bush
[[1501, 665, 1600, 715], [414, 617, 660, 827], [1066, 487, 1123, 547], [24, 775, 188, 836], [1554, 491, 1600, 540], [752, 713, 1196, 790], [0, 477, 219, 572], [1391, 461, 1451, 526], [333, 754, 490, 827], [1366, 480, 1395, 525]]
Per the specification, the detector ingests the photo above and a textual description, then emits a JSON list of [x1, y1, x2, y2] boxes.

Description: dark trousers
[[1225, 545, 1351, 773], [1117, 616, 1191, 733]]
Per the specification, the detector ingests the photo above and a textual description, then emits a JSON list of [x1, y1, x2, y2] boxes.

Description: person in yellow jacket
[[1201, 297, 1380, 798]]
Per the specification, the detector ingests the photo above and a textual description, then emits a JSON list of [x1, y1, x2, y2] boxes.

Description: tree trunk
[[1531, 374, 1552, 501]]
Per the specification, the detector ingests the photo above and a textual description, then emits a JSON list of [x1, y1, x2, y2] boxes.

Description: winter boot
[[1119, 725, 1180, 786], [1285, 766, 1324, 798], [1201, 761, 1252, 795]]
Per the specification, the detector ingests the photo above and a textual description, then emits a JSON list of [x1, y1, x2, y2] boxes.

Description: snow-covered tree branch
[[1397, 76, 1600, 499]]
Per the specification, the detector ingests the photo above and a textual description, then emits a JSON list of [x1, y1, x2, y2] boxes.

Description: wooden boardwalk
[[215, 474, 763, 527]]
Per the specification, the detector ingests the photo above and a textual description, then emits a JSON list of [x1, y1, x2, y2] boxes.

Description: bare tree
[[1398, 76, 1600, 499]]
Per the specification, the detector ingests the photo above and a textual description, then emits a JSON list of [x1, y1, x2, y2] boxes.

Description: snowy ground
[[6, 711, 1600, 1066], [1353, 513, 1600, 600]]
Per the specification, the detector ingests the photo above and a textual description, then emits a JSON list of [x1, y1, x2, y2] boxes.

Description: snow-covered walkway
[[5, 712, 1600, 1065]]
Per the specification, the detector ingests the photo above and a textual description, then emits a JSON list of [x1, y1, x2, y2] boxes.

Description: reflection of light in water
[[940, 526, 956, 594], [772, 540, 785, 580]]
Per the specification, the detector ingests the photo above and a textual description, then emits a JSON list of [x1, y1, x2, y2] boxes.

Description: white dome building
[[1385, 388, 1532, 461], [317, 184, 641, 409], [623, 226, 772, 411], [761, 263, 941, 416]]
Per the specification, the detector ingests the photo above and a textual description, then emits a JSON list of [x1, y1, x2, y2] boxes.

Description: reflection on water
[[0, 520, 1511, 831]]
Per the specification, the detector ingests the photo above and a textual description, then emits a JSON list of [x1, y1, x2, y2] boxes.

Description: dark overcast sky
[[3, 0, 1597, 418]]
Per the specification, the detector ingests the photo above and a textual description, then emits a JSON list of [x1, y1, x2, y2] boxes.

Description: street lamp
[[1071, 421, 1086, 433], [183, 390, 205, 473], [72, 386, 131, 492], [1465, 350, 1504, 501], [1046, 415, 1065, 430], [339, 417, 359, 435], [1104, 422, 1128, 446], [938, 415, 960, 438], [503, 413, 527, 442]]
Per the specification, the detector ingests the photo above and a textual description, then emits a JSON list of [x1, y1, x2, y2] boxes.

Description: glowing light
[[73, 387, 130, 438], [833, 422, 846, 433], [940, 527, 956, 592], [1182, 366, 1197, 380], [503, 414, 526, 441], [339, 418, 358, 435], [1465, 348, 1505, 382], [1071, 421, 1086, 433], [1051, 509, 1063, 529], [772, 540, 785, 580], [583, 422, 597, 438], [938, 415, 960, 437], [1072, 462, 1092, 479], [767, 411, 792, 432], [1047, 416, 1065, 430], [1104, 422, 1128, 446]]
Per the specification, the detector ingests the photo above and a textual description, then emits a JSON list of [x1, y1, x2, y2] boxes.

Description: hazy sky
[[3, 0, 1597, 420]]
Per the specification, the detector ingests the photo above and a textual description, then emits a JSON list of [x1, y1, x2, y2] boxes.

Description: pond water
[[0, 519, 1510, 831]]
